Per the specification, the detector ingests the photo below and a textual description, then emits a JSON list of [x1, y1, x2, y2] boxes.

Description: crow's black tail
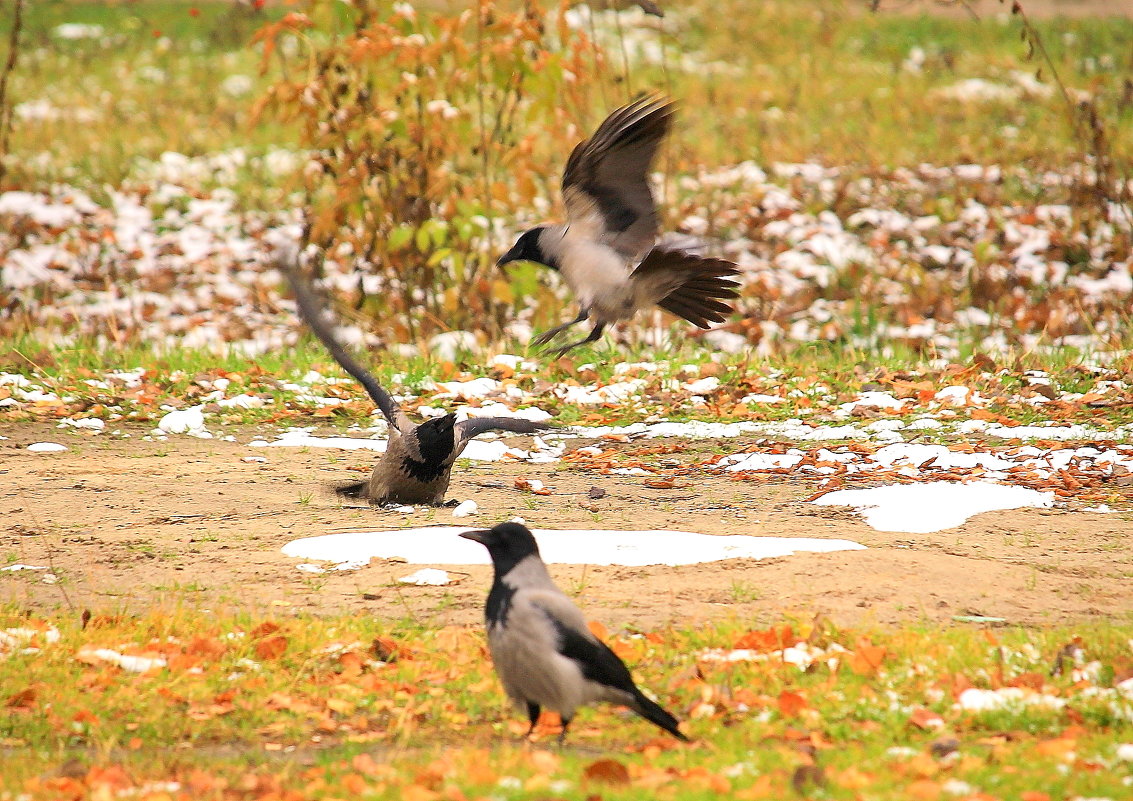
[[632, 249, 740, 329], [631, 690, 690, 741]]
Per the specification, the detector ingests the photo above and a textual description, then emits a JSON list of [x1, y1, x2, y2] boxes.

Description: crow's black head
[[460, 521, 541, 575], [414, 414, 456, 465], [498, 227, 559, 272]]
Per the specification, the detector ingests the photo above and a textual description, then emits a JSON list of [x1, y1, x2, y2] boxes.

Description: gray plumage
[[461, 523, 689, 744], [498, 95, 740, 356], [280, 255, 555, 505]]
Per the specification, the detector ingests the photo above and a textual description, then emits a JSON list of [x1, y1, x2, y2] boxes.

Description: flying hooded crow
[[280, 254, 556, 506], [461, 522, 690, 744], [498, 94, 740, 357]]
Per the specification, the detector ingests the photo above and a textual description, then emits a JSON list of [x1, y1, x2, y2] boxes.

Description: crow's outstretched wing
[[454, 417, 557, 447], [278, 253, 410, 431], [561, 95, 675, 261]]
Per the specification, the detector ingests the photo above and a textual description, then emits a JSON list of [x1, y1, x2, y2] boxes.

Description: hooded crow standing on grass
[[498, 94, 740, 357], [280, 254, 556, 506], [461, 522, 690, 745]]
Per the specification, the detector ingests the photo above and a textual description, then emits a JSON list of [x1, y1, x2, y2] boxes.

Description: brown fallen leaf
[[777, 690, 807, 718], [791, 763, 825, 794], [908, 707, 944, 731], [255, 635, 288, 660], [847, 638, 886, 675], [906, 778, 942, 800], [6, 686, 37, 710], [583, 758, 630, 785]]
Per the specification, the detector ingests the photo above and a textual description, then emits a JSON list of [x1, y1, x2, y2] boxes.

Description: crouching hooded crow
[[461, 522, 690, 744], [280, 255, 556, 506], [498, 94, 740, 357]]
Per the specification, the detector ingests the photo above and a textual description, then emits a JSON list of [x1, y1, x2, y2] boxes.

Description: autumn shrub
[[255, 1, 610, 344]]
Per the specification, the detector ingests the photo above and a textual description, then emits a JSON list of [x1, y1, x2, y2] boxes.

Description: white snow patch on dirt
[[812, 481, 1054, 533], [282, 527, 865, 569]]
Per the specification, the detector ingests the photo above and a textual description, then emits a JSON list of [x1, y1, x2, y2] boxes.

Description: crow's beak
[[460, 529, 490, 544], [497, 242, 524, 269]]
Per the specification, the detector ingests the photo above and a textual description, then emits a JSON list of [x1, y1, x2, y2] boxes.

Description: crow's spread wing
[[454, 416, 556, 447], [561, 95, 675, 260], [278, 253, 410, 431]]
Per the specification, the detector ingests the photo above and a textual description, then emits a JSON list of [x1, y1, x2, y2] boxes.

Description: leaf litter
[[3, 609, 1133, 800]]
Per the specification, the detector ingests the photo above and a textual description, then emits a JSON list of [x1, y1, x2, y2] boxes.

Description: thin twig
[[0, 0, 27, 186]]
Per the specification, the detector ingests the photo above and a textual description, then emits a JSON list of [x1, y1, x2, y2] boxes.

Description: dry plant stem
[[1003, 0, 1130, 216], [0, 0, 26, 187], [609, 0, 634, 93], [476, 2, 491, 249]]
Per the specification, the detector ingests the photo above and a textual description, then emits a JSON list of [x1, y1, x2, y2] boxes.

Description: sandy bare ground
[[2, 422, 1131, 629]]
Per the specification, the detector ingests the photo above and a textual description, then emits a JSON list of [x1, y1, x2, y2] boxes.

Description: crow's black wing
[[561, 95, 675, 260], [453, 416, 557, 447], [278, 253, 408, 430]]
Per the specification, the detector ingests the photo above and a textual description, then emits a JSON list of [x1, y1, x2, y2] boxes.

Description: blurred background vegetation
[[0, 0, 1130, 351]]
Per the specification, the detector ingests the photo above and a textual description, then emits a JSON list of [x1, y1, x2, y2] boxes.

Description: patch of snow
[[0, 626, 60, 650], [398, 568, 452, 586], [451, 500, 478, 518], [429, 331, 478, 361], [683, 377, 721, 395], [82, 649, 167, 673], [724, 451, 805, 471], [281, 527, 865, 568], [460, 402, 552, 423], [436, 377, 500, 400], [263, 432, 387, 452], [812, 481, 1054, 533], [26, 442, 67, 452], [53, 23, 105, 40], [58, 417, 105, 431], [156, 406, 211, 438], [956, 687, 1065, 711]]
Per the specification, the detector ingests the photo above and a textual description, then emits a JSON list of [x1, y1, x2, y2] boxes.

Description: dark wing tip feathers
[[562, 95, 675, 236], [632, 690, 690, 742], [456, 416, 559, 444], [549, 615, 688, 741], [278, 252, 402, 428]]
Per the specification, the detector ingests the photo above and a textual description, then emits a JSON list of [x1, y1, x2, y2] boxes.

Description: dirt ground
[[2, 422, 1131, 630]]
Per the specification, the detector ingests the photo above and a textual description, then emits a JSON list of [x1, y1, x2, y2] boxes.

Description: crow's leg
[[524, 702, 541, 740], [532, 308, 589, 346], [557, 713, 573, 748], [546, 323, 606, 358]]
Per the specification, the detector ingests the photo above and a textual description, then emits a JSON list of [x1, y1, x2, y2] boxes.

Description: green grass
[[2, 1, 292, 197], [4, 334, 1133, 436], [2, 609, 1131, 799]]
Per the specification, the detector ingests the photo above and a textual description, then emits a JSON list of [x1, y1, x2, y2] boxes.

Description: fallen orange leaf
[[909, 707, 944, 731], [735, 626, 794, 652], [848, 639, 886, 675], [733, 774, 775, 799], [583, 759, 630, 785], [907, 778, 942, 800], [255, 635, 288, 660], [6, 687, 37, 710], [776, 690, 807, 718], [587, 620, 609, 641]]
